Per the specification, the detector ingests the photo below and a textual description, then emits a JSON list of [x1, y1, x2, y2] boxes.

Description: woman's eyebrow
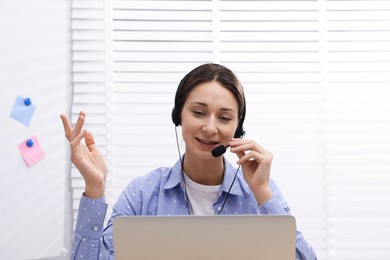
[[190, 101, 208, 107], [190, 102, 236, 113]]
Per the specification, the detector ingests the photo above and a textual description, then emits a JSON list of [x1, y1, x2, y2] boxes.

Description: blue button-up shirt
[[71, 158, 317, 259]]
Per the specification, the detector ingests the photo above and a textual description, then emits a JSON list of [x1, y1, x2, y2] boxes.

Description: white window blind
[[69, 1, 390, 259], [70, 0, 108, 224], [322, 1, 390, 259]]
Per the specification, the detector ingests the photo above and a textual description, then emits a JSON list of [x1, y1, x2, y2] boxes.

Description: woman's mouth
[[195, 138, 219, 146]]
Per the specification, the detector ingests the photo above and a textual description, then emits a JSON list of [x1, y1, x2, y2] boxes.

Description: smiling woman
[[182, 89, 238, 161], [61, 63, 317, 259], [180, 85, 239, 164]]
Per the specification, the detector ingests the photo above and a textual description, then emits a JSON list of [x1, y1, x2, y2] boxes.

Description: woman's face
[[180, 81, 239, 160]]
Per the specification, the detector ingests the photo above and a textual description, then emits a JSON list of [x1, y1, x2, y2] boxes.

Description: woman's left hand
[[229, 138, 273, 205]]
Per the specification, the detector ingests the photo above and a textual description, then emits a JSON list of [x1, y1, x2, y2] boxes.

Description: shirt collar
[[164, 156, 243, 197], [164, 159, 183, 190]]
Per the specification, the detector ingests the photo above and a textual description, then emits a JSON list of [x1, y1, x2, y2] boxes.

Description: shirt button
[[93, 226, 99, 231]]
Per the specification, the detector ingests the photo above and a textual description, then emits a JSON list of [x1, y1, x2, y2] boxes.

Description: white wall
[[0, 1, 71, 259]]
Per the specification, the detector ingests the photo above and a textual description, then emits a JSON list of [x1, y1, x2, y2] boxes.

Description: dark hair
[[171, 63, 246, 138]]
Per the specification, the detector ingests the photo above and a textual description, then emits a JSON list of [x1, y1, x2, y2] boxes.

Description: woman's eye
[[193, 110, 205, 117], [219, 116, 232, 121]]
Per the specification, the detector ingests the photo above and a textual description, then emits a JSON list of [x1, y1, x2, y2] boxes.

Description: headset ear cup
[[172, 107, 180, 126], [172, 73, 189, 127], [234, 101, 246, 138]]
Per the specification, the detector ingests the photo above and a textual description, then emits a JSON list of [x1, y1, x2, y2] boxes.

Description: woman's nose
[[202, 116, 218, 135]]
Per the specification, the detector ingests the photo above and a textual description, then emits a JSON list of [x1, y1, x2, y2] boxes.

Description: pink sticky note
[[18, 135, 45, 166]]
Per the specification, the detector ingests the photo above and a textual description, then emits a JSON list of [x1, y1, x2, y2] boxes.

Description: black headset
[[171, 74, 246, 139]]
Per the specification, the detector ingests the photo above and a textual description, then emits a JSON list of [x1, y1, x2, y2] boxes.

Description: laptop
[[113, 215, 296, 260]]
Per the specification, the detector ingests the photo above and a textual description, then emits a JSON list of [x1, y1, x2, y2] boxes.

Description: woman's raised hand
[[60, 111, 108, 199], [229, 138, 273, 205]]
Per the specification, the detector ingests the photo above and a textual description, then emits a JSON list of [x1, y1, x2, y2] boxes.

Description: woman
[[61, 63, 317, 259]]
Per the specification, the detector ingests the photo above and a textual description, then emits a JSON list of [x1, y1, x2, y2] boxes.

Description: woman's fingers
[[229, 138, 272, 165], [71, 111, 86, 139], [60, 114, 72, 140], [70, 129, 87, 147], [60, 111, 86, 141], [237, 150, 272, 165], [84, 131, 96, 152], [230, 138, 266, 153]]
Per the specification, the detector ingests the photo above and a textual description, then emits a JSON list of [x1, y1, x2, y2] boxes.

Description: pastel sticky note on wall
[[10, 95, 36, 126], [18, 135, 45, 167]]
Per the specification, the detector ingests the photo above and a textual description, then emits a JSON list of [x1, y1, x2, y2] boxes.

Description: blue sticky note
[[10, 95, 36, 126]]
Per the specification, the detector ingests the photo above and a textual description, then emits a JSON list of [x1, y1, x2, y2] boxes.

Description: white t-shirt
[[183, 173, 221, 215]]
